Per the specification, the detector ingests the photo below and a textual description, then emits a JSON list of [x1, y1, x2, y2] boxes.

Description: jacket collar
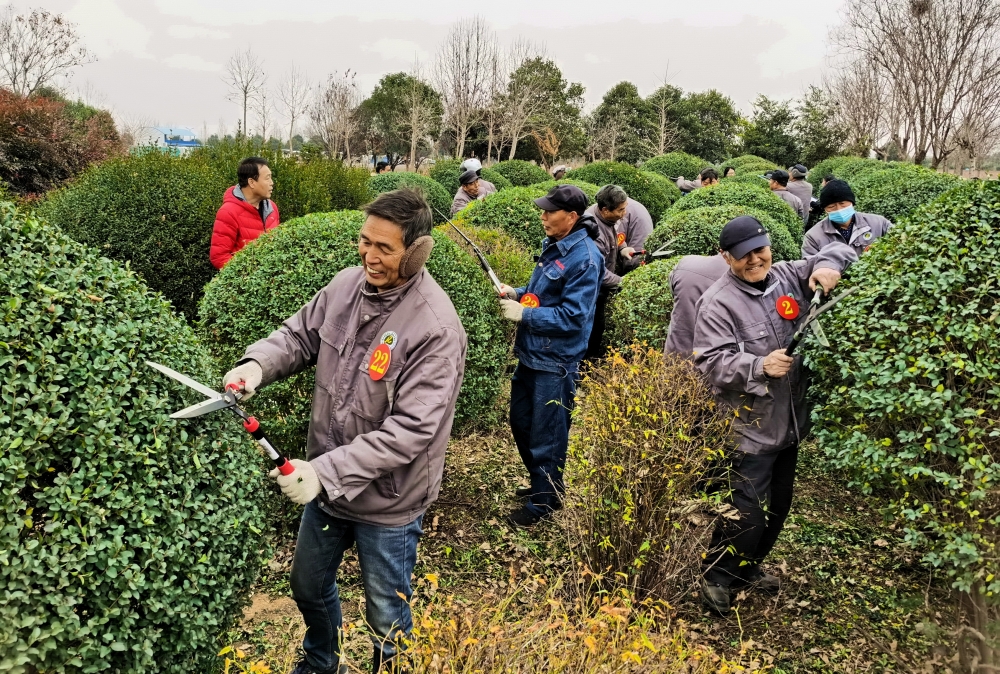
[[361, 268, 423, 309], [726, 270, 781, 297], [231, 185, 274, 221], [548, 226, 590, 257]]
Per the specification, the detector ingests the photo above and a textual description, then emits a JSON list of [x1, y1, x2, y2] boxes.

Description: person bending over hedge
[[768, 169, 808, 226], [209, 156, 281, 269], [223, 189, 468, 674], [802, 179, 893, 258], [497, 184, 602, 527], [449, 167, 496, 216], [675, 167, 720, 194], [693, 216, 856, 617]]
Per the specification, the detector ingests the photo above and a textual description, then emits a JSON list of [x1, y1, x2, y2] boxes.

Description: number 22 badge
[[776, 295, 800, 320], [369, 344, 391, 381]]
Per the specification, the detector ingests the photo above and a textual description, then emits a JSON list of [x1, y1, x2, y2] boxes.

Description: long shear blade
[[809, 318, 831, 348], [146, 361, 219, 399], [170, 396, 233, 419]]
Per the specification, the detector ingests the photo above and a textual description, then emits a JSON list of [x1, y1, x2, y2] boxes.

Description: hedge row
[[368, 172, 452, 222], [198, 210, 510, 453], [645, 204, 798, 262], [428, 159, 513, 196], [490, 159, 551, 187], [669, 180, 803, 242], [605, 257, 682, 349], [1, 202, 268, 672], [565, 161, 680, 222], [641, 152, 712, 182]]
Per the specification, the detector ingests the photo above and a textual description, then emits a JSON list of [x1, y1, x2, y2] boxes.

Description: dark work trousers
[[509, 362, 577, 516], [703, 444, 800, 586], [585, 289, 612, 360]]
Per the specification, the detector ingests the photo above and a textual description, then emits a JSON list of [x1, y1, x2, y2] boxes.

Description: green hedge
[[428, 159, 512, 196], [37, 151, 227, 319], [606, 257, 682, 349], [668, 181, 804, 242], [461, 186, 548, 249], [641, 152, 712, 181], [529, 179, 601, 203], [491, 159, 551, 187], [808, 156, 891, 196], [441, 222, 534, 290], [852, 167, 961, 223], [190, 138, 371, 218], [725, 155, 776, 170], [645, 205, 797, 262], [368, 173, 452, 222], [565, 161, 680, 222], [809, 180, 999, 597], [733, 161, 778, 177], [0, 202, 268, 672], [199, 211, 509, 452]]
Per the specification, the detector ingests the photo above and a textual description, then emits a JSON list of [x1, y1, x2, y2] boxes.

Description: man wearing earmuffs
[[223, 188, 468, 674]]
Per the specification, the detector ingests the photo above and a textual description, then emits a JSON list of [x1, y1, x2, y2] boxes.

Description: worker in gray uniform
[[692, 216, 856, 616], [675, 167, 720, 193], [801, 179, 893, 258], [664, 254, 730, 358], [786, 165, 814, 218], [768, 169, 807, 224]]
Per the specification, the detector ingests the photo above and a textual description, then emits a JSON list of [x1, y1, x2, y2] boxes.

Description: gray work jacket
[[664, 254, 730, 358], [449, 180, 497, 216], [692, 243, 857, 455], [242, 267, 467, 526], [786, 179, 814, 219], [584, 203, 622, 290], [801, 212, 893, 258], [773, 188, 807, 223], [676, 177, 702, 192]]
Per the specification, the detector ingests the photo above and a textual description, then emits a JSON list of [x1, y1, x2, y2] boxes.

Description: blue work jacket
[[513, 218, 603, 373]]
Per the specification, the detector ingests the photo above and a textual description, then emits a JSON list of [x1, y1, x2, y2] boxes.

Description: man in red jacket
[[210, 156, 280, 269]]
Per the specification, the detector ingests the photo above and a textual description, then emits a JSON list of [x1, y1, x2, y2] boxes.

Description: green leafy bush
[[645, 205, 797, 262], [565, 161, 680, 222], [190, 138, 371, 218], [725, 154, 776, 171], [809, 180, 999, 599], [528, 179, 601, 203], [481, 167, 513, 191], [368, 173, 452, 222], [428, 159, 512, 196], [808, 156, 891, 196], [605, 258, 681, 349], [37, 151, 227, 319], [461, 186, 548, 249], [724, 172, 770, 187], [491, 159, 550, 187], [733, 161, 778, 177], [668, 181, 803, 242], [641, 152, 712, 181], [852, 167, 961, 223], [441, 222, 534, 290], [565, 344, 730, 602], [0, 203, 268, 673], [199, 210, 509, 453]]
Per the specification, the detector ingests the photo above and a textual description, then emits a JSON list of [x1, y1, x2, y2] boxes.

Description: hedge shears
[[784, 285, 858, 356], [146, 361, 295, 476]]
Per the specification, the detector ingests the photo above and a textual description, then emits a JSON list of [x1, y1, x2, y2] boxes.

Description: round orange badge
[[776, 295, 800, 320], [520, 293, 540, 308], [368, 343, 392, 381], [616, 232, 626, 246]]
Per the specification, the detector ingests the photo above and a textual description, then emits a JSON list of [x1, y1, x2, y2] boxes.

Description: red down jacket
[[209, 185, 280, 269]]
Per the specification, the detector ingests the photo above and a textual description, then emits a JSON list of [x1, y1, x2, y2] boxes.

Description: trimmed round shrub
[[480, 167, 514, 191], [491, 159, 550, 187], [565, 161, 680, 222], [733, 161, 778, 177], [605, 257, 681, 349], [668, 181, 804, 242], [441, 222, 534, 290], [461, 186, 548, 249], [37, 151, 228, 319], [641, 152, 712, 181], [726, 154, 775, 170], [853, 167, 961, 223], [808, 156, 890, 196], [368, 172, 452, 223], [645, 205, 797, 262], [529, 179, 601, 203], [0, 203, 268, 672], [724, 172, 770, 187], [199, 210, 509, 452], [809, 180, 1000, 597]]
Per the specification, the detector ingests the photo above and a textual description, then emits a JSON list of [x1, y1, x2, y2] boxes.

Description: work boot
[[743, 567, 781, 595], [514, 486, 532, 498], [700, 579, 731, 616], [504, 505, 545, 528], [289, 659, 345, 674]]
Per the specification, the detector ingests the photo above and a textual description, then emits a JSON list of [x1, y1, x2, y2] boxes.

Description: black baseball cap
[[459, 169, 479, 186], [719, 216, 771, 260], [770, 169, 789, 185], [534, 184, 588, 216]]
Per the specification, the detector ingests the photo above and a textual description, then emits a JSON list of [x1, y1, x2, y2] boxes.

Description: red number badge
[[368, 344, 392, 381], [520, 293, 540, 308], [616, 232, 626, 246], [776, 295, 800, 320]]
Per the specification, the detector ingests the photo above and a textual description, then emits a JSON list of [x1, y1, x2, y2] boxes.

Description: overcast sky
[[3, 0, 849, 138]]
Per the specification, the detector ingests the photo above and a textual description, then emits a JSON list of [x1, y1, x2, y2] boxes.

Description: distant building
[[133, 126, 202, 156]]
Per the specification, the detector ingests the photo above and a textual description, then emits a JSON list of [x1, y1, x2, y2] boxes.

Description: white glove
[[619, 247, 637, 260], [223, 360, 263, 400], [269, 459, 322, 504], [500, 299, 525, 322], [498, 283, 518, 300]]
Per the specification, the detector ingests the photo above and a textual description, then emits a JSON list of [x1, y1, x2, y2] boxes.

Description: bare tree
[[224, 48, 266, 137], [311, 70, 362, 161], [0, 8, 92, 96], [648, 69, 681, 155], [398, 63, 442, 171], [116, 114, 155, 149], [253, 87, 272, 140], [834, 0, 1000, 167], [434, 17, 496, 159], [498, 40, 547, 160], [276, 64, 311, 152], [482, 44, 505, 163]]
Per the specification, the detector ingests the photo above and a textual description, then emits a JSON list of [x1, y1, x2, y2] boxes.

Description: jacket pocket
[[736, 323, 770, 357], [374, 472, 400, 499], [316, 323, 347, 393]]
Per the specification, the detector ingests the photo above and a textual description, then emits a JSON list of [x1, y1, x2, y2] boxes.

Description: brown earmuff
[[398, 235, 434, 279]]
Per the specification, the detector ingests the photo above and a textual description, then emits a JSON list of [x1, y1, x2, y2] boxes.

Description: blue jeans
[[509, 362, 577, 516], [290, 501, 423, 673]]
